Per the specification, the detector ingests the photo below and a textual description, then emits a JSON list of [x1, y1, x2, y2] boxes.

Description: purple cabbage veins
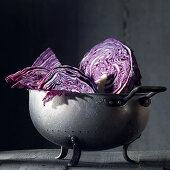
[[6, 48, 61, 90], [38, 66, 98, 93], [32, 48, 61, 69], [79, 38, 141, 93]]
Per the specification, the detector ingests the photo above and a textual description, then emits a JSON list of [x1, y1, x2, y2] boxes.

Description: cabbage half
[[79, 38, 141, 93], [6, 48, 97, 99], [5, 48, 61, 89]]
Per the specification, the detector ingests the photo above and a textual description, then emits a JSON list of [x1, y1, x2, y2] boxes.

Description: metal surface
[[104, 86, 166, 107], [55, 146, 68, 159], [67, 136, 81, 167], [123, 135, 141, 164], [29, 86, 166, 151]]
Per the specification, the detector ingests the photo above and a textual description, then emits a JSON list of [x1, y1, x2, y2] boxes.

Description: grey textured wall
[[77, 0, 124, 59], [126, 0, 170, 151]]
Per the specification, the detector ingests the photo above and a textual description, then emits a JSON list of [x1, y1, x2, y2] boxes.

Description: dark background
[[1, 0, 170, 151]]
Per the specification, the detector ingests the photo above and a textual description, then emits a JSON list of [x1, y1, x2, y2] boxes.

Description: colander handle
[[104, 86, 166, 107], [122, 86, 167, 105]]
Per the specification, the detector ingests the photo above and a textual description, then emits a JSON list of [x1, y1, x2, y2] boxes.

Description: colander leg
[[122, 135, 141, 164], [67, 136, 81, 167], [55, 146, 68, 159]]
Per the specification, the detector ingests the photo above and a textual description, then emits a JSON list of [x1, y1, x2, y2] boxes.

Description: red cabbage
[[79, 38, 141, 93], [6, 38, 142, 106], [6, 48, 98, 102], [38, 65, 98, 93], [6, 67, 49, 89], [32, 48, 61, 68], [5, 48, 61, 90], [42, 90, 79, 106]]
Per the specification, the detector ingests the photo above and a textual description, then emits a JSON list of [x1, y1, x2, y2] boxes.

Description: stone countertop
[[0, 149, 170, 170]]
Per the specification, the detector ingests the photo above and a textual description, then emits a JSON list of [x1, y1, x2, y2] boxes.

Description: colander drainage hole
[[79, 131, 82, 133], [64, 131, 67, 133], [72, 131, 74, 133]]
